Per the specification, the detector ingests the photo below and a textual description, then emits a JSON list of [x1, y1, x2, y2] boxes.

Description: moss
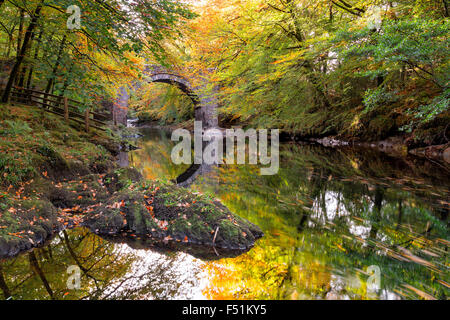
[[184, 218, 211, 242], [366, 115, 395, 141], [218, 219, 239, 240], [104, 167, 143, 193], [168, 218, 191, 237], [0, 198, 60, 258]]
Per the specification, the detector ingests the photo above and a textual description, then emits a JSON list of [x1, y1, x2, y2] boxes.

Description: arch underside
[[147, 75, 200, 106], [143, 71, 218, 129]]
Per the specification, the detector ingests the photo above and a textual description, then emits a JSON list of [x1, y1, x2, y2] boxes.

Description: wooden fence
[[9, 87, 110, 132]]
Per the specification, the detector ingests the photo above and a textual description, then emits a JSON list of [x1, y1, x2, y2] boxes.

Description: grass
[[0, 102, 114, 188]]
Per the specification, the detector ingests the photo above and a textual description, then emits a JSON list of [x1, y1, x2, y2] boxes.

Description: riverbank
[[133, 117, 450, 167], [0, 103, 263, 259]]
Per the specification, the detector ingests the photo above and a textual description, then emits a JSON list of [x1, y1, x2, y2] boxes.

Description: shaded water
[[1, 127, 448, 300]]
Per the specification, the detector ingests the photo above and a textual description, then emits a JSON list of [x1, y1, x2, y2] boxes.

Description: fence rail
[[9, 87, 110, 132]]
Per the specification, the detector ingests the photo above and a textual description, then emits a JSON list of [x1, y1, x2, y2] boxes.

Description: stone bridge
[[113, 65, 218, 128]]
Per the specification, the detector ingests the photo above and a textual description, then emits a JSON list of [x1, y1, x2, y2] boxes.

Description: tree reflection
[[196, 144, 449, 300], [2, 138, 447, 300], [0, 228, 206, 300]]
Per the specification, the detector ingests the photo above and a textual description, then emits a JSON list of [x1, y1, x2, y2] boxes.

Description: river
[[0, 127, 448, 300]]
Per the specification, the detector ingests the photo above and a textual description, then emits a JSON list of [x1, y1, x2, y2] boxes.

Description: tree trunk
[[44, 34, 67, 95], [14, 9, 25, 87], [26, 28, 43, 90], [5, 34, 13, 57], [0, 265, 11, 299], [396, 200, 403, 231], [16, 9, 25, 57], [369, 187, 384, 246], [17, 28, 36, 88], [1, 1, 44, 103], [28, 251, 54, 299]]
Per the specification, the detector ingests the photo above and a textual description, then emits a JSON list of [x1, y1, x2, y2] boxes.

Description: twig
[[212, 226, 220, 256], [212, 226, 219, 245]]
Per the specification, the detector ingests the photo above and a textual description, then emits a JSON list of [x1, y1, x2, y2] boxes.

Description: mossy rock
[[79, 180, 263, 250], [103, 167, 143, 193], [1, 169, 263, 257], [35, 145, 70, 177], [47, 174, 111, 208], [0, 198, 60, 258], [81, 180, 263, 250], [89, 136, 121, 155], [149, 183, 263, 249]]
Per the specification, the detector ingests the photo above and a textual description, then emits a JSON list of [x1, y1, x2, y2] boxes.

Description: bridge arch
[[114, 65, 218, 129]]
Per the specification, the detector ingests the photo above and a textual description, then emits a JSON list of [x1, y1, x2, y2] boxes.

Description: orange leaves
[[110, 200, 125, 209], [7, 231, 25, 238], [146, 205, 154, 218]]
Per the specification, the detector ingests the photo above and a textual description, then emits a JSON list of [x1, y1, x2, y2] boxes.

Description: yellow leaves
[[271, 50, 304, 65], [335, 242, 347, 253]]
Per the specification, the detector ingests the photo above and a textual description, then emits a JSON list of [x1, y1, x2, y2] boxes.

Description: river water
[[1, 127, 448, 300]]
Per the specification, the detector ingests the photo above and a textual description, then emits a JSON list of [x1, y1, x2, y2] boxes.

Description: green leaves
[[0, 0, 195, 108]]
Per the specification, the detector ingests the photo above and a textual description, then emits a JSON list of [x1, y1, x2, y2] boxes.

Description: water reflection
[[129, 128, 449, 299], [192, 145, 449, 300], [128, 127, 190, 181], [1, 128, 448, 300], [0, 228, 207, 300]]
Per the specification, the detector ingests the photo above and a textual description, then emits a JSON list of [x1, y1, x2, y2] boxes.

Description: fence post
[[27, 88, 32, 105], [85, 108, 90, 132], [64, 97, 69, 122]]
